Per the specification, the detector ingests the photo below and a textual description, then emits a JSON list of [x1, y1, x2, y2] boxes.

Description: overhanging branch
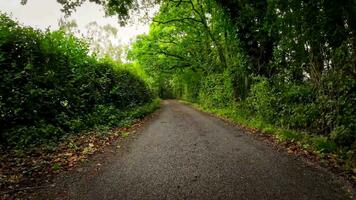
[[152, 17, 203, 25]]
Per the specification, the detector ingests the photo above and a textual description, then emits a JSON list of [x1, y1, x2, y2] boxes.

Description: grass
[[182, 100, 355, 177], [180, 100, 339, 156], [276, 129, 302, 142]]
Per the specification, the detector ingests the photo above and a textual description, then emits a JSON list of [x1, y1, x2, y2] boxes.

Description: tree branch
[[158, 40, 178, 45], [152, 17, 203, 25], [157, 50, 186, 60]]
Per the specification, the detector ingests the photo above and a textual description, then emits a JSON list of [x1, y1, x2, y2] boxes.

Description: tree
[[22, 0, 159, 25], [85, 22, 123, 60], [129, 0, 355, 150]]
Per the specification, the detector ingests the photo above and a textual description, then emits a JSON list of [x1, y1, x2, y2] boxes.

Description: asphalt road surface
[[38, 100, 352, 200]]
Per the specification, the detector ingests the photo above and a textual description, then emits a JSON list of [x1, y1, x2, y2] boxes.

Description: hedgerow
[[0, 13, 154, 146]]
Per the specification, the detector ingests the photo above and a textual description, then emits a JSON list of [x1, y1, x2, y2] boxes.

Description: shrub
[[310, 137, 337, 153], [0, 13, 154, 146], [247, 77, 277, 123], [331, 126, 355, 147], [198, 71, 235, 108]]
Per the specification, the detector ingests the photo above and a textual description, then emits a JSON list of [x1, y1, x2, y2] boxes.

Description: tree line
[[128, 0, 355, 165]]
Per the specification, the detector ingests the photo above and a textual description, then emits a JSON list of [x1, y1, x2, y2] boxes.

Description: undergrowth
[[182, 100, 356, 176]]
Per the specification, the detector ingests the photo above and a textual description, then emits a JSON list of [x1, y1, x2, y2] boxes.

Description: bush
[[198, 71, 235, 108], [310, 137, 337, 153], [331, 126, 355, 147], [246, 77, 277, 123], [0, 14, 154, 146]]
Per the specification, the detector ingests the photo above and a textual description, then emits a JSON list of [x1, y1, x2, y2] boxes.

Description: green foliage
[[261, 126, 275, 135], [276, 130, 302, 142], [247, 77, 277, 122], [198, 71, 235, 108], [0, 13, 155, 147], [51, 163, 61, 171], [128, 0, 355, 162], [121, 132, 130, 138], [331, 126, 354, 147], [310, 137, 337, 154]]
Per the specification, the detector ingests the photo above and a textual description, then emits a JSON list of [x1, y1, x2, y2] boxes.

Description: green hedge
[[0, 13, 154, 146]]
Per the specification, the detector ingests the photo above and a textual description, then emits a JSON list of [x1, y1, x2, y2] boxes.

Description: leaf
[[121, 132, 130, 138], [52, 163, 61, 172]]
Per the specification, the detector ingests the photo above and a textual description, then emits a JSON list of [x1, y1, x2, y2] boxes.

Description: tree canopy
[[128, 0, 355, 161]]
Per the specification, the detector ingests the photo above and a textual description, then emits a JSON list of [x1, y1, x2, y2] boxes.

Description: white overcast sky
[[0, 0, 155, 45]]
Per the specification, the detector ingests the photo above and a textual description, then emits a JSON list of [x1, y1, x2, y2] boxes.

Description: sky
[[0, 0, 155, 45]]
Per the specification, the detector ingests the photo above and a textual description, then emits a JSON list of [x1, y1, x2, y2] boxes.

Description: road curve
[[38, 100, 351, 200]]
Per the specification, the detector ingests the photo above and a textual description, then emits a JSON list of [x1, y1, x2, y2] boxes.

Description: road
[[37, 100, 351, 200]]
